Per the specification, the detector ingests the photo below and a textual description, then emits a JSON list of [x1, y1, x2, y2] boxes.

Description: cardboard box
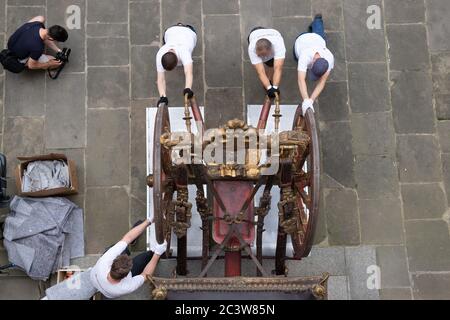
[[15, 153, 79, 197]]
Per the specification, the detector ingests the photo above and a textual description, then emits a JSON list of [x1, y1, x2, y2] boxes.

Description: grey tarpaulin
[[2, 196, 84, 280], [45, 268, 97, 300]]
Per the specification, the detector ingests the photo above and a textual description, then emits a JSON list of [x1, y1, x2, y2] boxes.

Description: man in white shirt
[[90, 219, 167, 299], [294, 14, 334, 115], [156, 23, 197, 106], [247, 27, 286, 99]]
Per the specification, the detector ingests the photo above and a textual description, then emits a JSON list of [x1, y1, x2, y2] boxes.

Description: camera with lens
[[55, 47, 71, 63], [48, 47, 71, 80]]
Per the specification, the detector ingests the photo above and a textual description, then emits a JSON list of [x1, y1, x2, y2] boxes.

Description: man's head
[[255, 38, 272, 58], [161, 51, 178, 71], [309, 57, 329, 81], [110, 254, 133, 281], [47, 25, 68, 42]]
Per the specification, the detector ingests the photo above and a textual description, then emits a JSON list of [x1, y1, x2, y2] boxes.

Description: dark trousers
[[293, 16, 327, 61], [130, 251, 154, 276]]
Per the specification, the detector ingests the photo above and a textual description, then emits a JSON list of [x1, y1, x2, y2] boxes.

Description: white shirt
[[248, 28, 286, 65], [156, 26, 197, 72], [90, 241, 144, 299], [294, 33, 334, 73]]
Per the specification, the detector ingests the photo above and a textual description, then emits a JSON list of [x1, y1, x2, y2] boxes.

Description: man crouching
[[90, 219, 167, 299]]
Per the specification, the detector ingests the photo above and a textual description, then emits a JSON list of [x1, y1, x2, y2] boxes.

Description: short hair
[[161, 52, 178, 71], [110, 255, 133, 280], [255, 38, 272, 53], [48, 25, 68, 42]]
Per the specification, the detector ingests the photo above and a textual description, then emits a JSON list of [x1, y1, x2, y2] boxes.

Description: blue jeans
[[293, 16, 327, 61]]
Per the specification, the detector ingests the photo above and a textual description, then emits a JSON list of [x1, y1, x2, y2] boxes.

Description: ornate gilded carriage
[[147, 94, 326, 300]]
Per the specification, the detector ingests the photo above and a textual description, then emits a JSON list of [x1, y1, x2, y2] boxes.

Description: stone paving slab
[[351, 112, 395, 155], [437, 121, 450, 153], [85, 187, 130, 254], [205, 88, 243, 128], [359, 198, 404, 245], [0, 277, 40, 300], [87, 0, 128, 24], [345, 246, 379, 300], [343, 0, 386, 62], [443, 154, 450, 207], [324, 189, 360, 246], [401, 183, 447, 220], [380, 288, 412, 300], [425, 0, 450, 52], [88, 66, 130, 109], [412, 273, 450, 300], [384, 0, 425, 24], [317, 81, 349, 121], [376, 246, 410, 288], [5, 72, 45, 117], [3, 117, 44, 173], [130, 1, 160, 46], [326, 32, 347, 82], [287, 247, 347, 277], [45, 73, 86, 148], [348, 63, 390, 113], [131, 45, 159, 99], [87, 23, 128, 38], [86, 109, 130, 187], [391, 71, 435, 134], [320, 121, 355, 188], [396, 135, 443, 183], [405, 220, 450, 272], [204, 15, 242, 88], [203, 0, 239, 15], [87, 37, 129, 66], [355, 155, 400, 200], [387, 24, 430, 72]]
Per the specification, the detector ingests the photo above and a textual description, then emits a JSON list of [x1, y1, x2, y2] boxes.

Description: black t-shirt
[[7, 22, 45, 60]]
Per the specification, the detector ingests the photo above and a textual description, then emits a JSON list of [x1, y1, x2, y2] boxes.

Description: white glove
[[151, 240, 167, 256], [302, 99, 315, 116]]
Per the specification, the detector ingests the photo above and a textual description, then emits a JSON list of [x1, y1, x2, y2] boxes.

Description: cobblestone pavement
[[0, 0, 450, 300]]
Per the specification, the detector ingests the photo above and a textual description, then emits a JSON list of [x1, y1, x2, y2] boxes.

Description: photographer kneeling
[[1, 15, 68, 73]]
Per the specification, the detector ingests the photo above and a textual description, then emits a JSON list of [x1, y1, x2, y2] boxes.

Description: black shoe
[[315, 13, 323, 19]]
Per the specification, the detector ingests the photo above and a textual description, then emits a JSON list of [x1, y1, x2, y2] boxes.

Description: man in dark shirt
[[7, 15, 68, 70]]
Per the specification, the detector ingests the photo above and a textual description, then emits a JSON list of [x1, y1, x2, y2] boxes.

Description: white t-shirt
[[294, 33, 334, 73], [156, 26, 197, 72], [90, 241, 145, 299], [248, 28, 286, 65]]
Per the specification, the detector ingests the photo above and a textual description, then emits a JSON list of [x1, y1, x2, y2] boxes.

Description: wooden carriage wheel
[[291, 107, 320, 258], [153, 103, 174, 245]]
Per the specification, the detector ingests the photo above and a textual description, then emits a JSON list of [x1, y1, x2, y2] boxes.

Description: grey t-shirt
[[90, 241, 145, 299]]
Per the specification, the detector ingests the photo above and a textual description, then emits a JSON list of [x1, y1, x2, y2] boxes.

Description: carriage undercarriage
[[146, 95, 326, 300]]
